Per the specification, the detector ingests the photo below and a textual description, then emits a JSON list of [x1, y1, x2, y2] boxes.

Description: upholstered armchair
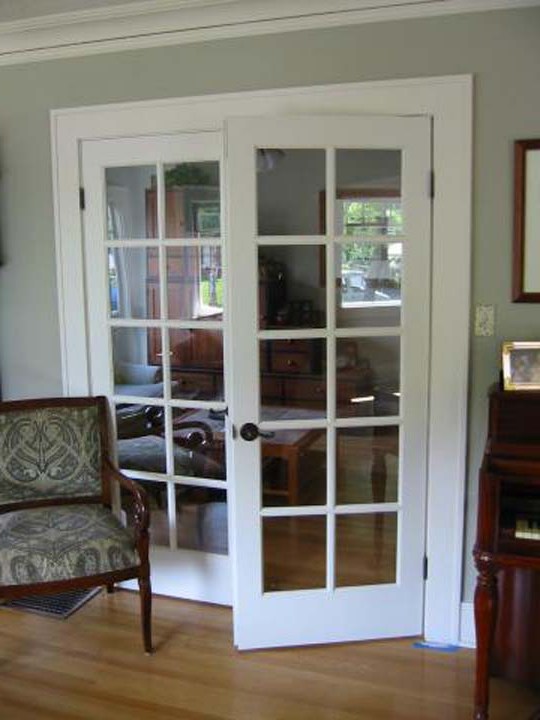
[[0, 396, 152, 653]]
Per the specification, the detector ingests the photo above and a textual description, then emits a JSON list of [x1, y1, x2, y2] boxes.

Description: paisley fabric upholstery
[[0, 406, 101, 506], [0, 504, 139, 586]]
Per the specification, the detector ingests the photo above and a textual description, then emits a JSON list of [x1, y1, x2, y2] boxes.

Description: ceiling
[[0, 0, 130, 23], [0, 0, 537, 66]]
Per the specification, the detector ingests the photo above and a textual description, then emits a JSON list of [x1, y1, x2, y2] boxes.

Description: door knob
[[239, 422, 274, 441]]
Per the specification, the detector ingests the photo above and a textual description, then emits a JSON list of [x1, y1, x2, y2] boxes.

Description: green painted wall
[[0, 6, 539, 602]]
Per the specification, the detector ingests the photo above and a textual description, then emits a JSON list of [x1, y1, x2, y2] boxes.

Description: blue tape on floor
[[413, 641, 460, 653]]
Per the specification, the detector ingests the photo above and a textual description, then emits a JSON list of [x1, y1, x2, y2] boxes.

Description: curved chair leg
[[138, 572, 153, 654]]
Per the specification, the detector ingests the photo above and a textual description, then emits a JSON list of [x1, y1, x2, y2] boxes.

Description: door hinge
[[429, 170, 435, 199], [79, 187, 85, 210], [423, 555, 428, 580]]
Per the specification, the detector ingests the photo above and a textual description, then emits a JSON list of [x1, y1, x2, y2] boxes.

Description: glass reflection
[[263, 516, 326, 591], [335, 149, 402, 237], [167, 246, 223, 321], [116, 403, 166, 474], [112, 327, 163, 398], [336, 427, 399, 505], [164, 162, 220, 238], [262, 429, 326, 507], [105, 166, 157, 240], [176, 486, 228, 555], [335, 513, 397, 587], [336, 241, 402, 328], [108, 247, 160, 319], [169, 329, 224, 401], [172, 408, 226, 480], [259, 247, 325, 329], [336, 194, 403, 236], [257, 149, 325, 236], [260, 339, 326, 420], [336, 336, 400, 418]]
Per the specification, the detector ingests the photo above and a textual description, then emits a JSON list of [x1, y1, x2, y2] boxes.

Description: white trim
[[51, 74, 472, 644], [123, 547, 232, 605], [459, 601, 476, 648], [1, 0, 538, 66]]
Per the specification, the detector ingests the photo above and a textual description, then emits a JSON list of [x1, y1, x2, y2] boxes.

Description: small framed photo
[[502, 341, 540, 390]]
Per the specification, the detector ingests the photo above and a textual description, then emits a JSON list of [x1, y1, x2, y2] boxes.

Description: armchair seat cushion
[[0, 504, 139, 587]]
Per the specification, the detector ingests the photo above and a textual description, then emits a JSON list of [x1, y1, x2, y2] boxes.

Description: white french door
[[80, 114, 432, 641], [227, 115, 431, 648], [82, 132, 231, 604]]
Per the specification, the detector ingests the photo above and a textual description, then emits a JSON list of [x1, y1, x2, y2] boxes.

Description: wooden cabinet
[[473, 388, 540, 720]]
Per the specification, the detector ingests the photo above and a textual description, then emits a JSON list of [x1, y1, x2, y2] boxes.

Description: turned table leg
[[473, 551, 498, 720]]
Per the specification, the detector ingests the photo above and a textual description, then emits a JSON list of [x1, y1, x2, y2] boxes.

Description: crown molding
[[0, 0, 538, 67]]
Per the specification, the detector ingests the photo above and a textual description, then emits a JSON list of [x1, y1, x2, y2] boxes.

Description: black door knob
[[239, 423, 275, 441], [240, 422, 259, 441]]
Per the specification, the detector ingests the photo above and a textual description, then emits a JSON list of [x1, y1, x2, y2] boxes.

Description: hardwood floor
[[0, 590, 538, 719]]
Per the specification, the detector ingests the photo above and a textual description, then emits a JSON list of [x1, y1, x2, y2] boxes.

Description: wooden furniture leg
[[106, 583, 115, 594], [138, 572, 153, 655], [473, 551, 498, 720]]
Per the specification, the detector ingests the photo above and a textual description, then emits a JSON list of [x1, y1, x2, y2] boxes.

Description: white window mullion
[[167, 480, 178, 551], [326, 147, 337, 592]]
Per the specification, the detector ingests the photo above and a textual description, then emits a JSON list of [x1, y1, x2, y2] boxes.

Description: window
[[338, 195, 402, 308]]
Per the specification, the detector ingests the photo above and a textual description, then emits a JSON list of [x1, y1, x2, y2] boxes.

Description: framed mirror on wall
[[513, 138, 540, 302]]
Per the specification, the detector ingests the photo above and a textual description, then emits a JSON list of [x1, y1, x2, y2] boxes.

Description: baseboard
[[459, 602, 476, 648]]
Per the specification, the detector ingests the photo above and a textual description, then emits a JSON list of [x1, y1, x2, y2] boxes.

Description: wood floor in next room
[[0, 591, 538, 720]]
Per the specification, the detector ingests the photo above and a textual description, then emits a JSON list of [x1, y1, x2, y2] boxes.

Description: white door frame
[[51, 75, 472, 644]]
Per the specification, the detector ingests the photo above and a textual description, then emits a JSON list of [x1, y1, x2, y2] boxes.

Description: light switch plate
[[475, 304, 495, 337]]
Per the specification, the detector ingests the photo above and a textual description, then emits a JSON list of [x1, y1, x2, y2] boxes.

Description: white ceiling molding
[[0, 0, 538, 66]]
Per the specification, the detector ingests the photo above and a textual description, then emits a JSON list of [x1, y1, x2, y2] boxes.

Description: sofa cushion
[[0, 504, 139, 586], [0, 405, 101, 506]]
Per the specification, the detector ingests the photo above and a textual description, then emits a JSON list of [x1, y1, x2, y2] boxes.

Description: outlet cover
[[475, 304, 495, 337]]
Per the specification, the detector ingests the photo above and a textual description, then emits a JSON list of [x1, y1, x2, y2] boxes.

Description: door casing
[[51, 75, 472, 644]]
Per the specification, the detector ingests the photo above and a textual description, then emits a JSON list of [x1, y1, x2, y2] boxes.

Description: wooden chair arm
[[103, 458, 150, 535]]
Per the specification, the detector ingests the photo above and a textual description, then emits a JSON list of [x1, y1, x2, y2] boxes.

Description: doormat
[[3, 587, 101, 619]]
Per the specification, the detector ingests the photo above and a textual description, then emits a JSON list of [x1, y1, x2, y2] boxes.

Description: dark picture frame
[[512, 139, 540, 302]]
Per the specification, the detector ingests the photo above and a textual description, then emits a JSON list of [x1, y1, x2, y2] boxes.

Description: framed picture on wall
[[502, 341, 540, 390], [512, 139, 540, 302]]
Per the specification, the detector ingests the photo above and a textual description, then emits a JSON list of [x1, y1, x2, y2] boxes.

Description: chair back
[[0, 398, 105, 507]]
